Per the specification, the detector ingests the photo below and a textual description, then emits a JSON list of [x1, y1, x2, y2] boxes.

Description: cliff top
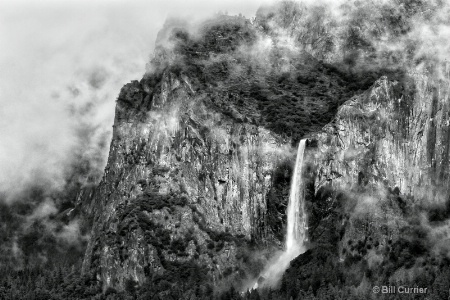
[[134, 11, 410, 144]]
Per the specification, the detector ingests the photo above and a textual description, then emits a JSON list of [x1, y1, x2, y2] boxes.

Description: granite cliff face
[[3, 0, 450, 299], [288, 73, 450, 294], [80, 15, 368, 294], [82, 68, 292, 291], [79, 5, 450, 297], [313, 74, 450, 204], [80, 39, 450, 298]]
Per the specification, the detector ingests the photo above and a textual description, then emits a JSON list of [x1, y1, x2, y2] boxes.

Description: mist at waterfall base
[[248, 140, 308, 290]]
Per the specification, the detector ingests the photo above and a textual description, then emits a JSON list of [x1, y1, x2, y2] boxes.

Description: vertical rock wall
[[314, 74, 450, 204], [308, 74, 450, 265], [82, 70, 290, 290]]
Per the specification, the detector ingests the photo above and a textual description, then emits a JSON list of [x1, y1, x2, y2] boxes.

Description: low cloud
[[0, 0, 271, 267], [0, 0, 268, 203], [0, 3, 147, 201], [56, 219, 87, 246], [27, 198, 58, 221]]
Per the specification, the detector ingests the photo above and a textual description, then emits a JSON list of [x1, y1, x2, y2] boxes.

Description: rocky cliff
[[80, 14, 371, 294], [309, 72, 450, 247], [314, 73, 450, 204], [81, 67, 294, 292], [281, 72, 450, 297], [3, 1, 450, 299], [80, 3, 450, 298]]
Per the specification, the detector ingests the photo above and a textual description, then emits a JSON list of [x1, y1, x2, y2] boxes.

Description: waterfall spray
[[250, 139, 308, 290]]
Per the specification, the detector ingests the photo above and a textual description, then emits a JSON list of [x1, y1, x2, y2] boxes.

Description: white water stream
[[251, 139, 308, 289]]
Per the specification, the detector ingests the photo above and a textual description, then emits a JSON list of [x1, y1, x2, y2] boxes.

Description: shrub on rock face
[[171, 237, 188, 254], [207, 240, 215, 250]]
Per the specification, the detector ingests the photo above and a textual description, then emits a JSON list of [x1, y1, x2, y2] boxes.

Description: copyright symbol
[[373, 286, 380, 293]]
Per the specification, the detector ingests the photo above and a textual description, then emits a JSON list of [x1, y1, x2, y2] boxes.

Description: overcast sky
[[0, 0, 271, 199]]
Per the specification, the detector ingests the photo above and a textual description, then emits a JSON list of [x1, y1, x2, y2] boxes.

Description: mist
[[2, 0, 450, 296], [0, 0, 269, 203], [0, 0, 274, 272]]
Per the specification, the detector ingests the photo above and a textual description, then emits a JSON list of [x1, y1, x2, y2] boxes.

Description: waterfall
[[286, 138, 307, 254], [249, 139, 308, 290]]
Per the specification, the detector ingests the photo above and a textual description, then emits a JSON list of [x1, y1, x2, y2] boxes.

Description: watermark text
[[372, 285, 427, 294]]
